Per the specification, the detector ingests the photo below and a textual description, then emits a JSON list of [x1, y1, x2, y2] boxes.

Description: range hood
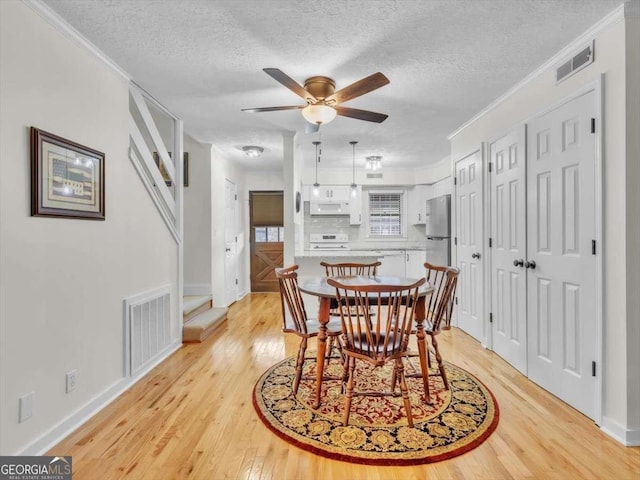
[[309, 200, 350, 216]]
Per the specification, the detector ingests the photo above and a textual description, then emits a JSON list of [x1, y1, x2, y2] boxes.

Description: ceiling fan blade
[[263, 68, 317, 103], [241, 105, 305, 113], [335, 106, 388, 123], [326, 72, 389, 104]]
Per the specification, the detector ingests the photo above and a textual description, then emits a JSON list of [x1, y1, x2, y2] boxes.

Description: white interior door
[[454, 150, 484, 342], [224, 179, 238, 306], [490, 125, 528, 374], [526, 91, 597, 419]]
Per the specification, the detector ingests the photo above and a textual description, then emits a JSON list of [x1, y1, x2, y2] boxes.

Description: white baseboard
[[184, 284, 212, 296], [15, 339, 182, 456], [601, 416, 640, 446]]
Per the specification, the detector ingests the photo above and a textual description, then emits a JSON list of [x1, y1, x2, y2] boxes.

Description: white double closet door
[[489, 90, 597, 419]]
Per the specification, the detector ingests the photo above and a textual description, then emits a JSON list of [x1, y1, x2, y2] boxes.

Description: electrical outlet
[[19, 392, 34, 423], [66, 370, 77, 393]]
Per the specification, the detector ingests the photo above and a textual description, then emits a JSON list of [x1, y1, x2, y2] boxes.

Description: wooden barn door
[[250, 191, 284, 292]]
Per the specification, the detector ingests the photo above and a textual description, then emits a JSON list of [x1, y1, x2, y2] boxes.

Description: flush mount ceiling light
[[365, 155, 382, 171], [242, 146, 264, 158]]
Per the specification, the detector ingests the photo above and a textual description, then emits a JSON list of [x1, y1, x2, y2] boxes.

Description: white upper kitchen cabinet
[[409, 185, 430, 224], [314, 185, 350, 202]]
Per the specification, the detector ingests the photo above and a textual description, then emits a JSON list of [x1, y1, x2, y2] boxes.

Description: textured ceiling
[[41, 0, 623, 171]]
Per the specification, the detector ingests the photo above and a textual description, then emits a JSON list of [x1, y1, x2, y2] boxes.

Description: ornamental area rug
[[252, 354, 499, 465]]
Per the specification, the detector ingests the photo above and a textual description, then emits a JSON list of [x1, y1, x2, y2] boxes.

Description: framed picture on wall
[[30, 127, 105, 220], [153, 151, 189, 187]]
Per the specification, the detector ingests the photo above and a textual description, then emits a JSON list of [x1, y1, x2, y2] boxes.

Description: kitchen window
[[367, 190, 406, 238]]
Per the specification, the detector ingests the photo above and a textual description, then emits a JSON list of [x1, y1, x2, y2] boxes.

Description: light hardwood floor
[[49, 293, 639, 480]]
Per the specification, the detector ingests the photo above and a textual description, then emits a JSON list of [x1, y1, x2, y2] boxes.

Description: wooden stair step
[[182, 307, 228, 343], [183, 295, 213, 322]]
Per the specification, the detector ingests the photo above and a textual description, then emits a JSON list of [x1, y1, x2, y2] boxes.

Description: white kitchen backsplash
[[303, 202, 425, 250]]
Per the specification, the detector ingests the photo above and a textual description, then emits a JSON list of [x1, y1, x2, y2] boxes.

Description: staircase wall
[[0, 1, 180, 455]]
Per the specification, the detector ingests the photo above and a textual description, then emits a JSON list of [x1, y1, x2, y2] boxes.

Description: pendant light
[[312, 140, 321, 197], [349, 141, 358, 198]]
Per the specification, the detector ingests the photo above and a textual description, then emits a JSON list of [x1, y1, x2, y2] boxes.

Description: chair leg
[[396, 359, 414, 428], [431, 334, 449, 390], [390, 363, 398, 394], [325, 336, 334, 367], [342, 357, 356, 426], [293, 338, 307, 395], [416, 332, 431, 404]]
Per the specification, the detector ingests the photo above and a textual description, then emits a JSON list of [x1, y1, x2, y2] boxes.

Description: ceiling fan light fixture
[[302, 104, 337, 126], [242, 145, 264, 157], [366, 155, 382, 171]]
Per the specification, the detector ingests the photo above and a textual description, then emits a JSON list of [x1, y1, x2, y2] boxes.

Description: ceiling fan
[[242, 68, 389, 131]]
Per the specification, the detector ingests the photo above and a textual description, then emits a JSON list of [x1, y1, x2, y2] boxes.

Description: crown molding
[[448, 3, 625, 140], [23, 0, 131, 81]]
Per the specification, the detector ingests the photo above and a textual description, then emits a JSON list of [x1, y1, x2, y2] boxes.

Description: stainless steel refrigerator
[[425, 194, 451, 266]]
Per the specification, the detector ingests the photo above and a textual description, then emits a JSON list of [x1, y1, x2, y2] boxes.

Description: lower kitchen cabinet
[[377, 253, 406, 277], [376, 250, 426, 278], [405, 250, 426, 279]]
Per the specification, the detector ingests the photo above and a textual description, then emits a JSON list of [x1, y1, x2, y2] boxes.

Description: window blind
[[368, 192, 403, 236]]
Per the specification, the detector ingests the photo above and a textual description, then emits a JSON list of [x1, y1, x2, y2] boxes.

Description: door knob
[[471, 252, 481, 259], [525, 260, 536, 269], [513, 259, 524, 267]]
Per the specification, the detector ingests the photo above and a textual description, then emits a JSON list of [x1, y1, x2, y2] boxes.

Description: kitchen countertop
[[296, 247, 426, 258]]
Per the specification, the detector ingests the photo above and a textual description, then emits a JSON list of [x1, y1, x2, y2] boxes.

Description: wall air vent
[[366, 173, 383, 179], [556, 41, 594, 83]]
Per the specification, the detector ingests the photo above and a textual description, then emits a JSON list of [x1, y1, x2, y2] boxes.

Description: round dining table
[[298, 275, 433, 409]]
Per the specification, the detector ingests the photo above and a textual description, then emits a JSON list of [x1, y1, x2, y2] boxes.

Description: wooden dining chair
[[320, 261, 381, 316], [327, 276, 426, 427], [275, 265, 343, 395], [402, 262, 459, 403], [320, 261, 381, 277]]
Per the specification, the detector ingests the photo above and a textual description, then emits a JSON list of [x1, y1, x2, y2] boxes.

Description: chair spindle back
[[275, 265, 309, 334], [328, 277, 426, 364]]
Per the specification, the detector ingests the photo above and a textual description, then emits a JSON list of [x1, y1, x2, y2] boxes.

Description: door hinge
[[454, 237, 457, 245], [488, 162, 493, 173], [489, 238, 493, 248], [489, 312, 493, 323], [591, 118, 596, 134], [234, 194, 237, 200], [455, 296, 458, 305], [454, 177, 457, 186], [592, 239, 596, 255], [592, 361, 596, 376], [235, 236, 238, 243], [235, 278, 238, 285]]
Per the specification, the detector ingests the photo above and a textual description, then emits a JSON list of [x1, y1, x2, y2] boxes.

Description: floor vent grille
[[124, 286, 172, 376]]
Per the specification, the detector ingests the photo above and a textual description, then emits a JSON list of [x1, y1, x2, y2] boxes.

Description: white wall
[[449, 11, 637, 442], [184, 135, 213, 295], [624, 10, 640, 436], [0, 1, 180, 454], [210, 147, 247, 305]]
